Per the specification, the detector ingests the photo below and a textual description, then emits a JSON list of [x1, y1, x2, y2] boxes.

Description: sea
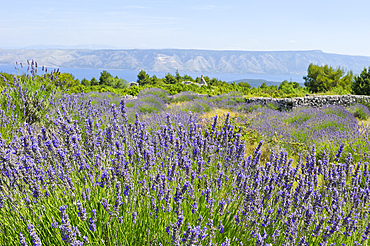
[[0, 64, 305, 87]]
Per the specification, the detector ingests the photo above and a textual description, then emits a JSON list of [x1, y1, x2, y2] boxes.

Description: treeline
[[2, 62, 370, 97], [0, 68, 308, 98], [304, 64, 370, 95]]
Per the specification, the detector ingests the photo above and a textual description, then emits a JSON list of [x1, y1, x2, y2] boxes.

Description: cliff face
[[1, 49, 370, 75]]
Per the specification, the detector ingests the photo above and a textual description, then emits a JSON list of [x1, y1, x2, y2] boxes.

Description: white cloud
[[290, 40, 296, 43]]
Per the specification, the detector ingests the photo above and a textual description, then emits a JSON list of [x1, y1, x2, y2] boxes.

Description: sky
[[1, 0, 370, 56]]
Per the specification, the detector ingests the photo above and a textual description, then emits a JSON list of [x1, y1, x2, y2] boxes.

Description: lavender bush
[[173, 99, 214, 114], [247, 105, 369, 160], [0, 62, 62, 140], [170, 91, 204, 103], [138, 88, 171, 103], [347, 103, 370, 120]]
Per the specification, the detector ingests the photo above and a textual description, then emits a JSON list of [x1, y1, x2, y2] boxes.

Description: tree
[[278, 80, 298, 94], [238, 81, 251, 89], [81, 78, 90, 87], [303, 63, 353, 93], [99, 71, 113, 86], [164, 73, 177, 84], [183, 74, 194, 82], [90, 77, 99, 86], [260, 82, 268, 90], [137, 70, 151, 86], [175, 70, 182, 83], [150, 75, 163, 85], [352, 67, 370, 95], [111, 77, 128, 89]]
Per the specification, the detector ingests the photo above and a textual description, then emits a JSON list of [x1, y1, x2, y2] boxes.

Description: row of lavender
[[0, 88, 370, 245]]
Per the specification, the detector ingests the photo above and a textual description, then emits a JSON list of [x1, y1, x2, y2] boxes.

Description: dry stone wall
[[247, 95, 370, 111]]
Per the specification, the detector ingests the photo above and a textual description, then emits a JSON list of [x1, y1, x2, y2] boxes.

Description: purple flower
[[219, 220, 224, 234], [76, 201, 87, 221], [27, 222, 41, 246], [19, 232, 28, 246], [88, 209, 97, 232]]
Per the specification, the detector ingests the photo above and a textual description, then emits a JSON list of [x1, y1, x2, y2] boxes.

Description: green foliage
[[99, 70, 113, 86], [108, 77, 128, 89], [352, 67, 370, 95], [74, 70, 305, 99], [0, 72, 13, 86], [238, 81, 251, 90], [246, 81, 306, 98], [182, 74, 195, 82], [303, 63, 353, 93], [90, 77, 99, 86], [137, 70, 151, 86], [68, 84, 85, 94], [164, 73, 177, 84], [278, 80, 301, 94], [81, 78, 90, 87], [175, 70, 182, 83]]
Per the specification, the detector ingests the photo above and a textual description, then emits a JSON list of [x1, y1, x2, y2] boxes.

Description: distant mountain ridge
[[233, 79, 288, 88], [1, 49, 370, 76]]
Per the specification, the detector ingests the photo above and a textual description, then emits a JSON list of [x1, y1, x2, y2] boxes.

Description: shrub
[[129, 94, 166, 115], [347, 103, 370, 120], [352, 67, 370, 95], [170, 91, 200, 103], [0, 62, 58, 139], [175, 99, 213, 113], [138, 88, 170, 103]]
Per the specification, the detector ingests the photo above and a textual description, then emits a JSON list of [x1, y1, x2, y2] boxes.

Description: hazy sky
[[1, 0, 370, 56]]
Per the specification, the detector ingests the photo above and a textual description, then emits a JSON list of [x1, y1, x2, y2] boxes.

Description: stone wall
[[247, 95, 370, 111]]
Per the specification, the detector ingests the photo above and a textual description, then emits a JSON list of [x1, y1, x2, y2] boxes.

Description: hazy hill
[[1, 49, 370, 76], [233, 79, 285, 88]]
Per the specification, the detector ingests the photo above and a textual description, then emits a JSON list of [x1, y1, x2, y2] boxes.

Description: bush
[[175, 99, 213, 113], [128, 94, 166, 115], [138, 88, 170, 103], [303, 63, 353, 93], [0, 62, 58, 139], [347, 103, 370, 120], [170, 91, 201, 103], [352, 67, 370, 95]]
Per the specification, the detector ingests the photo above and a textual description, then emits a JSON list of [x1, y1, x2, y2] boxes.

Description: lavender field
[[2, 67, 370, 245]]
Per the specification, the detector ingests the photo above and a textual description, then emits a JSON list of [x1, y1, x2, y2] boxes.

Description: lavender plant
[[0, 61, 61, 140], [138, 88, 171, 103], [248, 105, 365, 158], [347, 103, 370, 120], [173, 99, 214, 114]]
